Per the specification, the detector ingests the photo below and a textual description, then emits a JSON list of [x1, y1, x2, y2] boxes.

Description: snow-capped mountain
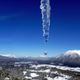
[[55, 50, 80, 67], [0, 54, 16, 58], [64, 50, 80, 58]]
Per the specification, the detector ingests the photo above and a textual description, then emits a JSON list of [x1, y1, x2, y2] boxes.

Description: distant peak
[[64, 50, 80, 55], [63, 50, 80, 58], [0, 54, 16, 58]]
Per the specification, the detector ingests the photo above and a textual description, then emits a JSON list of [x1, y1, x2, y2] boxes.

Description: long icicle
[[40, 0, 51, 43]]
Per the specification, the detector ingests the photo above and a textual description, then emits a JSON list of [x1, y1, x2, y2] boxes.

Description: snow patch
[[30, 73, 39, 77]]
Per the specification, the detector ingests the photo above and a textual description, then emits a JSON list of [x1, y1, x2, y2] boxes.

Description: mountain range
[[0, 50, 80, 67]]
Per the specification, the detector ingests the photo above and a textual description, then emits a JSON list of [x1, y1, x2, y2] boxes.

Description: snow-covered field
[[23, 64, 77, 80], [46, 73, 71, 80], [31, 64, 80, 72], [53, 76, 70, 80]]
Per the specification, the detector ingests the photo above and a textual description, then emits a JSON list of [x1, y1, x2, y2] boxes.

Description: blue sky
[[0, 0, 80, 57]]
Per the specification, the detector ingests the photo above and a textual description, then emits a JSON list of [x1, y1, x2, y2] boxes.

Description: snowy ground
[[23, 64, 74, 80], [31, 64, 80, 72]]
